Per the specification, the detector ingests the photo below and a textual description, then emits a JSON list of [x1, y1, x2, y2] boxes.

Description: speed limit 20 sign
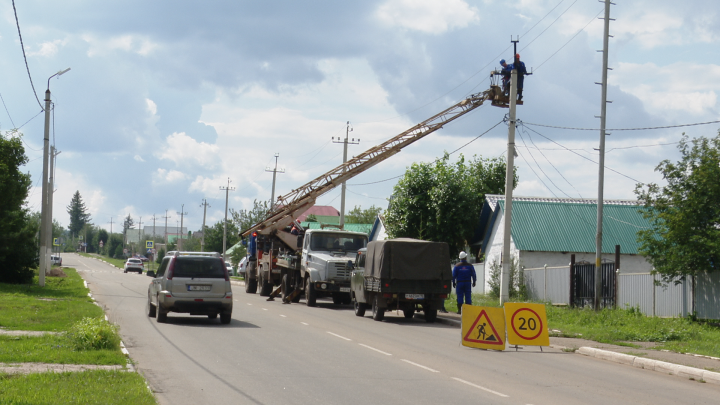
[[503, 302, 550, 347]]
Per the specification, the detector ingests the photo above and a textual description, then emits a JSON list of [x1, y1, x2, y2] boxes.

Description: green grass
[[78, 253, 126, 269], [0, 335, 126, 365], [443, 293, 500, 313], [0, 269, 104, 331], [0, 370, 156, 405]]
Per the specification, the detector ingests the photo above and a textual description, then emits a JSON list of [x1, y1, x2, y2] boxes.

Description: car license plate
[[188, 285, 211, 291], [405, 294, 424, 300], [340, 287, 351, 292]]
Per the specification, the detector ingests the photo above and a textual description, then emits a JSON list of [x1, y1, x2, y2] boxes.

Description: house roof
[[296, 205, 340, 222], [479, 195, 651, 255]]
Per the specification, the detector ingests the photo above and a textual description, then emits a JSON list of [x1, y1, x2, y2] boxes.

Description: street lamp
[[39, 68, 70, 287]]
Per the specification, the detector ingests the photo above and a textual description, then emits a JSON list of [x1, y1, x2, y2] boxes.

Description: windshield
[[173, 257, 226, 278], [310, 233, 368, 252]]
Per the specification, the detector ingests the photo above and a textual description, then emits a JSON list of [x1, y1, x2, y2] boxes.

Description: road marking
[[300, 322, 309, 326], [247, 303, 252, 305], [280, 315, 286, 318], [452, 377, 508, 398], [262, 308, 268, 311], [401, 359, 438, 373], [327, 332, 352, 341], [234, 299, 239, 302], [359, 344, 392, 356]]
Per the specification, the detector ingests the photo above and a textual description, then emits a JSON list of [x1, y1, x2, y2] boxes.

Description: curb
[[577, 347, 720, 385]]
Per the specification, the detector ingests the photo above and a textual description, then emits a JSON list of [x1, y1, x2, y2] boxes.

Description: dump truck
[[350, 238, 452, 322]]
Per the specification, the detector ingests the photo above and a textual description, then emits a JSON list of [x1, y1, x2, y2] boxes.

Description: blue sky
[[2, 0, 719, 232]]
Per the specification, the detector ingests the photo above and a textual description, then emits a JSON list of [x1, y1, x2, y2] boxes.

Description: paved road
[[69, 253, 720, 405]]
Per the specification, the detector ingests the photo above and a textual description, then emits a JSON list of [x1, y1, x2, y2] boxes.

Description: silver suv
[[146, 251, 233, 324]]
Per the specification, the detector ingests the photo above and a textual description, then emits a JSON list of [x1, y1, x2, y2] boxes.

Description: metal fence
[[523, 266, 570, 305]]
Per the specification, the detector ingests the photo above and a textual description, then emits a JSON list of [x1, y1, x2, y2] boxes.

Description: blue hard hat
[[500, 59, 506, 64]]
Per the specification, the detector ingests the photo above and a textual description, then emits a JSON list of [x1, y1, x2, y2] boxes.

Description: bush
[[66, 317, 120, 351], [487, 257, 527, 300]]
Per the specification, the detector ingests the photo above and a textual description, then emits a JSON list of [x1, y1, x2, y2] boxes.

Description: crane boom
[[242, 88, 496, 238]]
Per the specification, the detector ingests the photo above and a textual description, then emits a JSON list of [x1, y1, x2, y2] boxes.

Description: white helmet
[[459, 251, 467, 260]]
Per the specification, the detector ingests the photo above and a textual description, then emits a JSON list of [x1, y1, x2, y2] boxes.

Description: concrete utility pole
[[138, 216, 143, 253], [108, 217, 113, 239], [46, 147, 60, 259], [219, 179, 235, 260], [39, 67, 70, 287], [200, 199, 210, 252], [163, 210, 171, 243], [151, 214, 157, 240], [177, 205, 188, 249], [500, 38, 520, 305], [595, 0, 613, 311], [332, 121, 360, 229], [265, 153, 284, 210]]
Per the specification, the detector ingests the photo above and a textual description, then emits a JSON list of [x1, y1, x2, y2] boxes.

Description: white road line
[[247, 303, 252, 305], [452, 377, 509, 398], [401, 359, 438, 373], [359, 344, 392, 356], [262, 308, 268, 311], [301, 322, 309, 326], [326, 332, 352, 341], [280, 315, 287, 318]]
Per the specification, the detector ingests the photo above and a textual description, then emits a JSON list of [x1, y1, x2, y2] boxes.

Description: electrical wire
[[520, 125, 584, 197], [524, 120, 720, 132], [0, 92, 17, 128], [519, 0, 580, 54], [17, 109, 43, 131], [11, 0, 43, 110], [516, 129, 575, 198], [346, 187, 388, 201]]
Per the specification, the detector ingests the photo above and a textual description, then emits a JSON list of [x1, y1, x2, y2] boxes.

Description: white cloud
[[375, 0, 479, 34], [28, 39, 67, 57], [134, 155, 145, 162], [155, 168, 187, 183], [145, 99, 158, 115], [83, 34, 159, 57], [155, 132, 220, 168]]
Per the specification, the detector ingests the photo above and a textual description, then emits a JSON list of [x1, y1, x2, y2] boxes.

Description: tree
[[230, 199, 269, 233], [123, 214, 134, 235], [385, 153, 512, 258], [634, 133, 720, 283], [346, 205, 383, 224], [203, 220, 239, 254], [0, 131, 38, 283], [67, 191, 91, 236]]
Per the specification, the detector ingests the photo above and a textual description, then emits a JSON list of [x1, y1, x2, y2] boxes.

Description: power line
[[11, 0, 44, 110], [516, 129, 575, 198], [0, 92, 16, 128], [519, 125, 584, 197], [523, 120, 720, 132], [17, 110, 43, 130], [534, 8, 605, 72], [520, 0, 580, 53]]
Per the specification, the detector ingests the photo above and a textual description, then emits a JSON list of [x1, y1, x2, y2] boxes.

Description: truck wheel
[[424, 309, 438, 323], [402, 308, 414, 319], [353, 299, 366, 317], [305, 278, 317, 307], [341, 293, 352, 305], [372, 295, 384, 321], [259, 267, 273, 296], [281, 274, 293, 301], [245, 276, 257, 294], [332, 294, 342, 305]]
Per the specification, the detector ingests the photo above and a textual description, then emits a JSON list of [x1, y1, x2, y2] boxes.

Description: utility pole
[[163, 210, 171, 243], [500, 37, 520, 305], [151, 214, 157, 240], [108, 217, 113, 238], [177, 205, 188, 249], [595, 0, 613, 311], [200, 199, 211, 252], [219, 179, 235, 260], [46, 147, 60, 260], [265, 153, 284, 210], [138, 216, 143, 254], [39, 67, 70, 286], [332, 121, 360, 229]]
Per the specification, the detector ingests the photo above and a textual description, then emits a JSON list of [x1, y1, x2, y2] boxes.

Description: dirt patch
[[47, 268, 67, 277]]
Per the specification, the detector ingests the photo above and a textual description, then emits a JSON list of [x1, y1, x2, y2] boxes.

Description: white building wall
[[481, 210, 519, 294], [520, 251, 652, 274]]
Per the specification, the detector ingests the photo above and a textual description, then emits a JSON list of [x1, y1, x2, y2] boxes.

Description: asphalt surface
[[69, 254, 720, 405]]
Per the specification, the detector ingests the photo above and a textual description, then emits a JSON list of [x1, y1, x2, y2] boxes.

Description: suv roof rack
[[167, 251, 221, 258]]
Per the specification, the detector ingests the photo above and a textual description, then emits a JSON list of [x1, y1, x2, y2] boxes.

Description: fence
[[523, 267, 719, 319]]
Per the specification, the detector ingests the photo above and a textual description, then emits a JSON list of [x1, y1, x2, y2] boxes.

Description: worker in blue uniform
[[452, 251, 476, 314]]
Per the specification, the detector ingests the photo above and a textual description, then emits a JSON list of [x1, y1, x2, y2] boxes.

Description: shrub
[[487, 257, 527, 300], [66, 317, 120, 351]]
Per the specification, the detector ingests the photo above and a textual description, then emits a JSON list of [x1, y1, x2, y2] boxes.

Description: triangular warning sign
[[463, 309, 504, 345]]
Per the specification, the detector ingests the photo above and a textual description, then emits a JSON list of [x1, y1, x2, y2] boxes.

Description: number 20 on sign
[[503, 302, 550, 347]]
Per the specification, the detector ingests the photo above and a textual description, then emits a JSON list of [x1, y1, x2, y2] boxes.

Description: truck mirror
[[297, 235, 303, 248], [146, 271, 156, 277], [345, 260, 354, 271]]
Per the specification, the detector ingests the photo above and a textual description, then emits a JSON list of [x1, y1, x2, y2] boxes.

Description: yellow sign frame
[[461, 305, 506, 351], [146, 240, 154, 249], [503, 302, 550, 347]]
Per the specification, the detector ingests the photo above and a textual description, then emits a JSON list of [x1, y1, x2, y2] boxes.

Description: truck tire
[[305, 278, 317, 307], [372, 295, 385, 321], [353, 299, 366, 317], [402, 307, 414, 319], [341, 293, 352, 305], [245, 276, 257, 294], [424, 308, 438, 323], [281, 274, 293, 301], [332, 294, 342, 305], [259, 267, 273, 296]]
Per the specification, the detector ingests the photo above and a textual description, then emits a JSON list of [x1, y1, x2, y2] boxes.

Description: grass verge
[[77, 253, 126, 270], [0, 269, 104, 331], [0, 370, 155, 405], [0, 335, 126, 365]]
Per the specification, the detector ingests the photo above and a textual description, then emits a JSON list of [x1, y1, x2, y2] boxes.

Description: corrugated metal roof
[[497, 199, 651, 254]]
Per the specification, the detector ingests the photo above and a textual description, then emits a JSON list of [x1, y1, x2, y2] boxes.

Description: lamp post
[[39, 67, 70, 287]]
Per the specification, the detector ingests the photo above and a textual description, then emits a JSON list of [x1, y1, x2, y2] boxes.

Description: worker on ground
[[452, 251, 476, 314]]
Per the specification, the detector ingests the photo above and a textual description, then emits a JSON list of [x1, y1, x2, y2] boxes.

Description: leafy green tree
[[346, 205, 383, 224], [635, 133, 720, 283], [122, 214, 134, 241], [107, 234, 124, 259], [0, 131, 37, 283], [203, 220, 239, 254], [98, 229, 108, 248], [385, 153, 512, 257], [67, 191, 91, 236], [230, 199, 269, 233]]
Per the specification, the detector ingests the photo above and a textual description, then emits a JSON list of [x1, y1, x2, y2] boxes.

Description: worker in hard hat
[[452, 251, 476, 314], [512, 53, 528, 101], [500, 59, 511, 95]]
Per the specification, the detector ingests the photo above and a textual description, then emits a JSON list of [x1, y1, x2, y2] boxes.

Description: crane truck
[[240, 80, 509, 306]]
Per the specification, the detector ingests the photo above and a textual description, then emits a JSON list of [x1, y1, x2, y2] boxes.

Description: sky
[[2, 0, 719, 234]]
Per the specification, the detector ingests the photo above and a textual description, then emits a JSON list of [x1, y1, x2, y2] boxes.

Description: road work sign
[[461, 305, 506, 351], [504, 303, 550, 347]]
